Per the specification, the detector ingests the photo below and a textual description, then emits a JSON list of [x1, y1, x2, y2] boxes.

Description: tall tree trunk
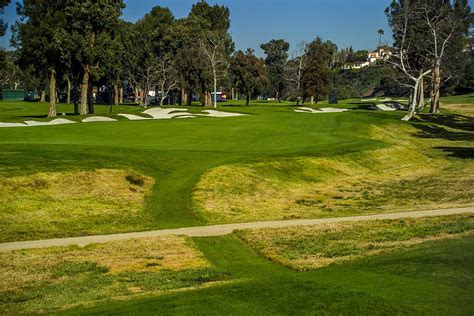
[[134, 87, 139, 104], [416, 71, 424, 112], [67, 77, 71, 104], [180, 88, 185, 105], [430, 62, 441, 114], [80, 66, 89, 115], [246, 94, 250, 107], [119, 83, 123, 104], [187, 90, 192, 106], [40, 90, 46, 102], [73, 80, 79, 115], [87, 81, 94, 114], [213, 70, 218, 108], [113, 81, 119, 105], [310, 95, 315, 105], [48, 67, 57, 117], [232, 87, 235, 100], [403, 81, 420, 121]]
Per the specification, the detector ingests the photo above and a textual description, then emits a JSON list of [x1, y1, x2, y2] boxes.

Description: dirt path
[[1, 207, 473, 252]]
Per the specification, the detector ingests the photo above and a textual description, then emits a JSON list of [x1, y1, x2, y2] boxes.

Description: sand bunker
[[0, 122, 27, 128], [117, 113, 151, 121], [143, 108, 195, 119], [24, 119, 76, 126], [0, 107, 246, 128], [82, 116, 117, 123], [375, 104, 397, 111], [201, 110, 246, 117], [295, 107, 349, 114]]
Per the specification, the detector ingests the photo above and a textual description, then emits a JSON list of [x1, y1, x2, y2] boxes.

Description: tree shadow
[[434, 147, 474, 159], [411, 114, 474, 141], [416, 114, 474, 132]]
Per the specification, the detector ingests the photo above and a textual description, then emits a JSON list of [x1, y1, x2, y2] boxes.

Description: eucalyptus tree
[[13, 0, 69, 117], [285, 41, 308, 104], [64, 0, 125, 114], [190, 1, 234, 108], [260, 39, 290, 102], [230, 49, 267, 106], [386, 0, 472, 118], [0, 0, 9, 37]]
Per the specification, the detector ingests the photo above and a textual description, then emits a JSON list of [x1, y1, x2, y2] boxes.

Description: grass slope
[[0, 98, 472, 240], [65, 233, 474, 315]]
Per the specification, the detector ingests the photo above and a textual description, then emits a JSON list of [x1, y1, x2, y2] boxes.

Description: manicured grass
[[0, 100, 392, 240], [0, 97, 472, 241], [0, 235, 227, 314], [64, 233, 474, 315], [236, 214, 474, 270]]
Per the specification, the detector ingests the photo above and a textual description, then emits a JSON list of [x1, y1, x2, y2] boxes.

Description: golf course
[[0, 95, 473, 314]]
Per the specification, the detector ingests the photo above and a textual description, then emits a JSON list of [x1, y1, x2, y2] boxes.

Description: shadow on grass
[[411, 114, 474, 142], [417, 114, 474, 132], [434, 147, 474, 159]]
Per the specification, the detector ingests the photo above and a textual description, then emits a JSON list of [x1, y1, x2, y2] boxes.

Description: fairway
[[0, 98, 473, 314]]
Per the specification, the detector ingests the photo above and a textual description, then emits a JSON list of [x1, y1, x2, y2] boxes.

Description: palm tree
[[377, 29, 384, 48]]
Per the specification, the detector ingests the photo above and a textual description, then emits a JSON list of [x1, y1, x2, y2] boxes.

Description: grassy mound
[[0, 235, 227, 314], [236, 214, 474, 271], [0, 169, 155, 242], [193, 124, 473, 223]]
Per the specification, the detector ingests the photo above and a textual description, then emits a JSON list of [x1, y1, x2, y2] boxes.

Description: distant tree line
[[0, 0, 472, 119]]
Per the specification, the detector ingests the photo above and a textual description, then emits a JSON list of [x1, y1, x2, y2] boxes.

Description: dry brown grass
[[193, 124, 473, 224], [0, 169, 155, 242], [442, 103, 474, 116], [236, 214, 474, 271], [1, 235, 210, 294]]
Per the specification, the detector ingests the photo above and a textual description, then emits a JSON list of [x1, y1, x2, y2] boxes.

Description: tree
[[301, 38, 334, 104], [423, 0, 472, 113], [65, 0, 125, 115], [230, 49, 267, 106], [0, 51, 24, 89], [13, 0, 70, 117], [260, 39, 289, 102], [378, 29, 385, 47], [386, 0, 433, 120], [190, 1, 233, 108], [0, 0, 10, 37], [386, 0, 472, 119], [285, 41, 308, 104]]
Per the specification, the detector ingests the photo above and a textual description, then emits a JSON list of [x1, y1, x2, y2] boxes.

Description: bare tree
[[156, 53, 178, 106], [421, 1, 459, 113], [200, 31, 230, 108], [285, 41, 308, 105], [387, 11, 432, 121]]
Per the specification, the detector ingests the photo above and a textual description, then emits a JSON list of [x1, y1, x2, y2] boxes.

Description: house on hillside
[[368, 46, 393, 64]]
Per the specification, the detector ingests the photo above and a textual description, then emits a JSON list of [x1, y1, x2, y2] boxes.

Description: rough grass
[[193, 123, 474, 223], [236, 214, 474, 271], [0, 235, 227, 314], [0, 169, 155, 242]]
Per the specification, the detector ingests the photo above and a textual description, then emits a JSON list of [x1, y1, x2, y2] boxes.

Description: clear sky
[[1, 0, 473, 56]]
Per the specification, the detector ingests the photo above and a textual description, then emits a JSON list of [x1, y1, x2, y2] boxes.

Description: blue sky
[[2, 0, 473, 56]]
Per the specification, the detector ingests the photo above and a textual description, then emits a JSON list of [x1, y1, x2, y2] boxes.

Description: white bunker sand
[[117, 113, 151, 121], [376, 104, 397, 111], [24, 119, 76, 126], [143, 108, 194, 119], [0, 108, 246, 128], [0, 122, 27, 127], [201, 110, 245, 117], [295, 107, 349, 114], [82, 116, 117, 123]]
